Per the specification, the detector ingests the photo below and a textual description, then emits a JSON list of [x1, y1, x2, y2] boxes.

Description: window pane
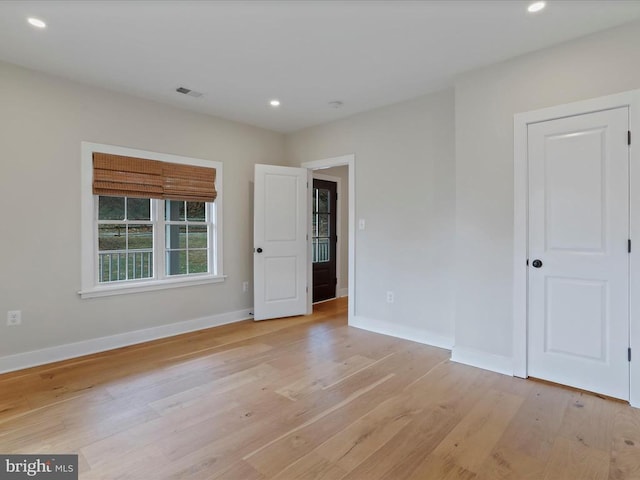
[[127, 250, 153, 280], [166, 225, 187, 248], [98, 196, 124, 220], [166, 250, 187, 276], [188, 225, 208, 248], [128, 224, 153, 249], [188, 250, 208, 274], [318, 189, 329, 213], [316, 238, 330, 262], [187, 202, 206, 221], [318, 214, 329, 237], [99, 253, 127, 282], [165, 200, 185, 221], [127, 198, 151, 220], [98, 224, 126, 251]]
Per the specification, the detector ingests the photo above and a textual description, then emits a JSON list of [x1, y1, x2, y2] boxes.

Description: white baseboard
[[337, 288, 349, 298], [0, 308, 253, 374], [349, 315, 454, 350], [451, 345, 513, 376]]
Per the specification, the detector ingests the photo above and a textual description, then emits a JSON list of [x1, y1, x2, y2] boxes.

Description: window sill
[[79, 275, 227, 299]]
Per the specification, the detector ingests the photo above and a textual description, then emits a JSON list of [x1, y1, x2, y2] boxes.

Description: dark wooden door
[[312, 179, 337, 303]]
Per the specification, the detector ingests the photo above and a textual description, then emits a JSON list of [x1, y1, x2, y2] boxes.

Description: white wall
[[0, 61, 285, 359], [454, 20, 640, 362], [286, 90, 456, 348], [314, 165, 349, 296]]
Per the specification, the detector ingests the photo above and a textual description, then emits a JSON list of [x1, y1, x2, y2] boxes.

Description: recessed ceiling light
[[527, 1, 546, 13], [270, 99, 281, 107], [27, 17, 46, 28]]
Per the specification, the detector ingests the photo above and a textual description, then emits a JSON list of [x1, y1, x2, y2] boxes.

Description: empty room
[[2, 1, 640, 478]]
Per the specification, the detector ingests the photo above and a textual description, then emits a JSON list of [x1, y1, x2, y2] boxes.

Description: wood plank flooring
[[1, 298, 639, 479]]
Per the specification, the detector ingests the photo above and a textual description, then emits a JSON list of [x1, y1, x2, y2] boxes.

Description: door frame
[[302, 154, 355, 323], [312, 173, 342, 302], [513, 89, 640, 407]]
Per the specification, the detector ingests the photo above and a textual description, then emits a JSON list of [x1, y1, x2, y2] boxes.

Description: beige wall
[[0, 61, 285, 357], [4, 18, 639, 370], [286, 19, 640, 363], [286, 90, 456, 346], [454, 20, 640, 359], [313, 165, 349, 295]]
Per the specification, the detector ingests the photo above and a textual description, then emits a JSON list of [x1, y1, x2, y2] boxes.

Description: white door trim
[[302, 155, 355, 323], [313, 172, 342, 301], [513, 89, 640, 407]]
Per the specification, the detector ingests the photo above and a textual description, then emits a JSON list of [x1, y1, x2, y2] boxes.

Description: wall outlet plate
[[7, 310, 21, 326]]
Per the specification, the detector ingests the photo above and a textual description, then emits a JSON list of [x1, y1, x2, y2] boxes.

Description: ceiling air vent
[[176, 86, 203, 98]]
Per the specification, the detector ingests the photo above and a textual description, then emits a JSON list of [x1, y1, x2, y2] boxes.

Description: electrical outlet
[[7, 310, 21, 326], [242, 281, 249, 292], [386, 291, 394, 304]]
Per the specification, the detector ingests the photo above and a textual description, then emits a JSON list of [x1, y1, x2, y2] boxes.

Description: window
[[98, 196, 154, 282], [312, 186, 331, 263], [164, 200, 210, 276], [81, 143, 224, 298]]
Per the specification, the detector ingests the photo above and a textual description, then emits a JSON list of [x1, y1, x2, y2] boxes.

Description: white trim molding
[[79, 274, 227, 299], [0, 308, 252, 374], [451, 346, 513, 377], [350, 316, 453, 351], [513, 89, 640, 407]]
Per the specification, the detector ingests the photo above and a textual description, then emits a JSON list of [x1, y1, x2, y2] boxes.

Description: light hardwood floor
[[1, 298, 639, 479]]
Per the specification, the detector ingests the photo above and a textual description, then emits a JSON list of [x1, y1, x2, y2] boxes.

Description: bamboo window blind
[[92, 152, 217, 202]]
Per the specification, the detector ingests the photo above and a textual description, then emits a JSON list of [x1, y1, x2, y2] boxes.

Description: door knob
[[256, 247, 263, 253], [532, 259, 543, 268]]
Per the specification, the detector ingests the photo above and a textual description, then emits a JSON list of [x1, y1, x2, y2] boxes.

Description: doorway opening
[[302, 155, 355, 321]]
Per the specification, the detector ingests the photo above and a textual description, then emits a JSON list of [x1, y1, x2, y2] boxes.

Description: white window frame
[[80, 142, 225, 299]]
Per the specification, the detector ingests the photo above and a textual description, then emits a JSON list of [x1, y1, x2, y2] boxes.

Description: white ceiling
[[0, 1, 639, 133]]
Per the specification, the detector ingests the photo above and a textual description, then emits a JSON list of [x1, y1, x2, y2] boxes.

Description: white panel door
[[528, 107, 629, 400], [254, 164, 309, 321]]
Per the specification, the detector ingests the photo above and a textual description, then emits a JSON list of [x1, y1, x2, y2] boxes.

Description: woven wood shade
[[163, 162, 217, 202], [93, 153, 217, 202]]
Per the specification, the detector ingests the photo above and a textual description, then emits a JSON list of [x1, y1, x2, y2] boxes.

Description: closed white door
[[254, 164, 309, 321], [528, 107, 629, 400]]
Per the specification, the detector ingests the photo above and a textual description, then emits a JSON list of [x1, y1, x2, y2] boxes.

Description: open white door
[[254, 164, 309, 321]]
